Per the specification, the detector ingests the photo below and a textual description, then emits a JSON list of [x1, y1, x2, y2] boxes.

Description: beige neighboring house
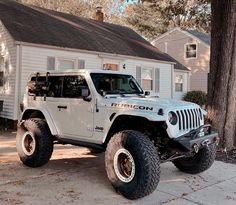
[[152, 27, 210, 93]]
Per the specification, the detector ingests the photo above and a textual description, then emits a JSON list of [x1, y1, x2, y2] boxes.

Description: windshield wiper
[[112, 90, 126, 97]]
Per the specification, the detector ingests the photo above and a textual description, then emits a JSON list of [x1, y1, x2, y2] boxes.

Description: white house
[[0, 0, 188, 126]]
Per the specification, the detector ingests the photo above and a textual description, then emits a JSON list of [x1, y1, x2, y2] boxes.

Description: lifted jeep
[[17, 70, 219, 199]]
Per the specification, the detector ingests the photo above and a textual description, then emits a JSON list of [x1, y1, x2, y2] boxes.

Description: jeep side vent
[[177, 109, 202, 131]]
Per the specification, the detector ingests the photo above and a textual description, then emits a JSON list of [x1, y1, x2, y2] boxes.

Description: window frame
[[184, 43, 198, 59], [141, 67, 154, 91], [175, 74, 184, 92], [136, 66, 160, 93]]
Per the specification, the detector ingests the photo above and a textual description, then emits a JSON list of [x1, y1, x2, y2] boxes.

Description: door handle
[[57, 105, 67, 109]]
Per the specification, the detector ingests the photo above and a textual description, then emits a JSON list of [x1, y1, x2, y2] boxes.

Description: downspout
[[187, 71, 190, 91], [14, 44, 22, 121], [171, 64, 174, 99]]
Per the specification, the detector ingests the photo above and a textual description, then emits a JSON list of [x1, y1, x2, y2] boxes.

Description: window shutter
[[155, 68, 160, 93], [47, 57, 55, 70], [136, 66, 141, 85], [3, 60, 9, 90], [0, 56, 4, 87], [0, 71, 3, 87], [78, 60, 85, 69]]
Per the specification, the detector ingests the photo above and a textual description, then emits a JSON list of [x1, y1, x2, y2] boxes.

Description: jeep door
[[45, 75, 94, 139]]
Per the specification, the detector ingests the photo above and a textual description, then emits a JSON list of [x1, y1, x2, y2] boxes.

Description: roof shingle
[[0, 0, 174, 63], [186, 30, 211, 45]]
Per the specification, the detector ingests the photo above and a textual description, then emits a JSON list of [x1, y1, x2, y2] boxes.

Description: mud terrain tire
[[105, 130, 160, 199], [173, 144, 216, 174], [16, 118, 53, 167]]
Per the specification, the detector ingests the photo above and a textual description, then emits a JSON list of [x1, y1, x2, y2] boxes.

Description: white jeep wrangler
[[17, 70, 219, 199]]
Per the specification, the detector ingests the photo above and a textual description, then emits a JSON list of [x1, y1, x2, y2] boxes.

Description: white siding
[[0, 21, 17, 120], [20, 45, 102, 102], [20, 45, 173, 100]]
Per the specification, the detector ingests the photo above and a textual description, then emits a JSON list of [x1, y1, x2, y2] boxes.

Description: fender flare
[[20, 107, 58, 135], [102, 110, 166, 143]]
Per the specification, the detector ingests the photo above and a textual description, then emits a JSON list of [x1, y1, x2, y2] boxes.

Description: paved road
[[1, 131, 236, 205]]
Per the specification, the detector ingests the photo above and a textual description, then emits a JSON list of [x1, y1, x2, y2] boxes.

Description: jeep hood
[[102, 96, 200, 113]]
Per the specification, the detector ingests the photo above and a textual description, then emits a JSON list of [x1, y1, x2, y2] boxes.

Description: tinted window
[[63, 75, 88, 98], [91, 73, 143, 95], [29, 75, 88, 98]]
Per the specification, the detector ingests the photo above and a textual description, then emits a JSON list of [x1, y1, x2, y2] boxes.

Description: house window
[[136, 67, 160, 92], [185, 43, 197, 58], [175, 74, 183, 92], [47, 57, 85, 70], [58, 59, 75, 70], [103, 63, 118, 71], [141, 68, 153, 91]]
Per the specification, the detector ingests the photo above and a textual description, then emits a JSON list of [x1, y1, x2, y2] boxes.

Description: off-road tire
[[16, 118, 53, 167], [173, 144, 216, 174], [105, 130, 160, 199]]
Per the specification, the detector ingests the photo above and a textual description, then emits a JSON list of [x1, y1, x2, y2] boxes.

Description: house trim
[[15, 41, 176, 66], [174, 69, 190, 73], [152, 27, 210, 48]]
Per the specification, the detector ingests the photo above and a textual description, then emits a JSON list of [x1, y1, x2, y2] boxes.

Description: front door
[[44, 75, 94, 140]]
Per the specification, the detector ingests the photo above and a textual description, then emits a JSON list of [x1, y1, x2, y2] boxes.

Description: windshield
[[90, 73, 143, 95]]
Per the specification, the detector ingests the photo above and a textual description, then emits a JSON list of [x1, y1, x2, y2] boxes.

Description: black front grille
[[177, 108, 202, 131]]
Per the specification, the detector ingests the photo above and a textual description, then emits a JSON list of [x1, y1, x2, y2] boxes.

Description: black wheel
[[105, 130, 160, 199], [173, 144, 216, 174], [16, 118, 53, 167]]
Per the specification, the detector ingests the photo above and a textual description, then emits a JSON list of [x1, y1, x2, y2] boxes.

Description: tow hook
[[201, 139, 210, 147], [193, 144, 199, 153]]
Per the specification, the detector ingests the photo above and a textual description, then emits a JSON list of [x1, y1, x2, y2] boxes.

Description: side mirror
[[81, 87, 91, 102], [81, 87, 89, 97], [99, 90, 107, 97], [144, 91, 150, 96]]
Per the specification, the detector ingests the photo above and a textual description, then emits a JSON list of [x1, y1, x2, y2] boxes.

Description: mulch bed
[[216, 148, 236, 165]]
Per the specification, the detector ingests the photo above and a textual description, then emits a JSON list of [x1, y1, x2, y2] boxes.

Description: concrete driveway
[[1, 131, 236, 205]]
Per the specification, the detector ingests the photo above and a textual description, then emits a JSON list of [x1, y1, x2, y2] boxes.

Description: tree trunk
[[208, 0, 236, 150]]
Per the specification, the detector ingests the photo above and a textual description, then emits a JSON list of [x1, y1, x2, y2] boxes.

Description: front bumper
[[173, 125, 219, 152]]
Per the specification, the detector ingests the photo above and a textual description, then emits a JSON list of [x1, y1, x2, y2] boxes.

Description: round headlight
[[168, 111, 178, 125]]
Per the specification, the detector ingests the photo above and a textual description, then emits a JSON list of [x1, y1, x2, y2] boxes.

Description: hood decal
[[111, 103, 153, 111]]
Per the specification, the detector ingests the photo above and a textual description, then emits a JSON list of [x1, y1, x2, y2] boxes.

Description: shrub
[[183, 91, 207, 107]]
